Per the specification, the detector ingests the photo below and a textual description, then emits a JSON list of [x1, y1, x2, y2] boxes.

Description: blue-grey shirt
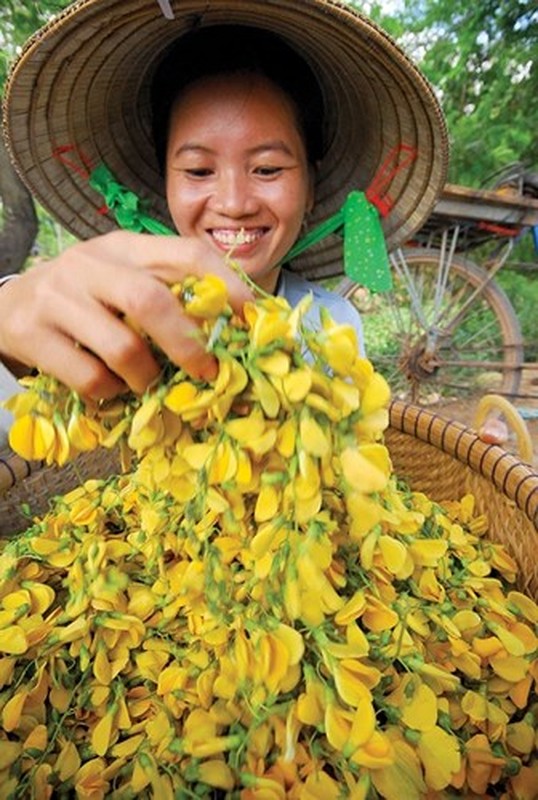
[[277, 268, 365, 355]]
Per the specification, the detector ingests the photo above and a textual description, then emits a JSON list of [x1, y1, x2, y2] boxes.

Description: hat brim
[[3, 0, 448, 280]]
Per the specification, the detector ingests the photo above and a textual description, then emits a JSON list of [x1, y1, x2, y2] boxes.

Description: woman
[[0, 0, 447, 407]]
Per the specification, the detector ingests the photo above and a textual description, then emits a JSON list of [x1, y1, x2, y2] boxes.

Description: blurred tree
[[388, 0, 538, 186], [0, 1, 70, 274], [0, 103, 37, 276]]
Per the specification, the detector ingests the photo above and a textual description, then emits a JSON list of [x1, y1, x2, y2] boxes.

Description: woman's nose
[[211, 171, 258, 217]]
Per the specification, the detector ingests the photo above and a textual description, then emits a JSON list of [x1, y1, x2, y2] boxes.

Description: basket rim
[[388, 399, 538, 529]]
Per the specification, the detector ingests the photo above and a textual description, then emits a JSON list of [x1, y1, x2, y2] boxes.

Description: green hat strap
[[287, 144, 418, 293], [285, 190, 393, 293], [53, 143, 418, 294]]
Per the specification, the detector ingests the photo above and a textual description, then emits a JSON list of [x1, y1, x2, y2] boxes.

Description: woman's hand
[[0, 231, 253, 400]]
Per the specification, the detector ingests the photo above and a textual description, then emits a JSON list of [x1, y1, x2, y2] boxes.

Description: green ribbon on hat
[[89, 164, 176, 236], [89, 165, 392, 291], [285, 190, 392, 292]]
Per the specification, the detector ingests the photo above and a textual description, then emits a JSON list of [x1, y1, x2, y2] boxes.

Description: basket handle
[[474, 394, 534, 464]]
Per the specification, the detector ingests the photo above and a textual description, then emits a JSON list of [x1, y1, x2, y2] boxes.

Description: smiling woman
[[165, 72, 313, 293], [0, 0, 447, 408]]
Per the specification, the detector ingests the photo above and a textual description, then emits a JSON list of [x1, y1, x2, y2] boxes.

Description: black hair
[[150, 25, 325, 174]]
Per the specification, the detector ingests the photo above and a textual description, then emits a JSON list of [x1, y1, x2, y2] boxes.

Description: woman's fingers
[[34, 333, 128, 401], [60, 286, 218, 391], [87, 265, 219, 382], [85, 232, 253, 312], [0, 232, 253, 397]]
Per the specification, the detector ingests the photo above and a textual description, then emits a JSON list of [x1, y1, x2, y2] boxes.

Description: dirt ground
[[416, 364, 538, 470]]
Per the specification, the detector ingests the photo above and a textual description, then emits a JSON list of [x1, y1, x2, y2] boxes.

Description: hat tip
[[156, 0, 175, 19]]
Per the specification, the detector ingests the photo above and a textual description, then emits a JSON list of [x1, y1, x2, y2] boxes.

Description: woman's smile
[[165, 73, 314, 292], [209, 226, 268, 250]]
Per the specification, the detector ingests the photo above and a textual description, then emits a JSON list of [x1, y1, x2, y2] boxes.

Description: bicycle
[[337, 165, 538, 401]]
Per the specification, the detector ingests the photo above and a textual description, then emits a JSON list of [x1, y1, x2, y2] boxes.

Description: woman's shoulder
[[278, 268, 365, 352], [279, 268, 362, 324]]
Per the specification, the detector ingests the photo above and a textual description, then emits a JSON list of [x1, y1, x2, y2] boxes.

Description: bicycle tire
[[339, 247, 524, 400]]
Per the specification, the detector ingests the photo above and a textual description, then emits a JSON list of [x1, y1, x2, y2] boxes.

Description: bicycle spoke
[[343, 248, 523, 399]]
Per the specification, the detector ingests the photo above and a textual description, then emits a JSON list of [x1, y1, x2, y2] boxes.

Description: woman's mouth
[[209, 228, 267, 249]]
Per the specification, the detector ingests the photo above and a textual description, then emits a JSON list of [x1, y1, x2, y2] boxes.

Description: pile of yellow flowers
[[1, 276, 537, 799]]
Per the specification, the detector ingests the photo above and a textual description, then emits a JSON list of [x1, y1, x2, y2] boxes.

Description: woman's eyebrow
[[171, 143, 214, 158], [171, 140, 296, 159], [247, 140, 295, 156]]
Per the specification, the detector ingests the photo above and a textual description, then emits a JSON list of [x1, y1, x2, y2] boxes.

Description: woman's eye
[[254, 166, 283, 176], [184, 168, 213, 178]]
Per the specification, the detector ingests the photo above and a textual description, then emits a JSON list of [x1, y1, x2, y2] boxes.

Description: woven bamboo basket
[[1, 400, 537, 598]]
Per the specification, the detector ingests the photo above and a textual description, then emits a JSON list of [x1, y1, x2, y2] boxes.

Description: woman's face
[[165, 73, 314, 293]]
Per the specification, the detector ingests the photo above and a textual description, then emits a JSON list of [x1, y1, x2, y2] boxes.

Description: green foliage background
[[354, 0, 537, 187], [0, 1, 74, 260]]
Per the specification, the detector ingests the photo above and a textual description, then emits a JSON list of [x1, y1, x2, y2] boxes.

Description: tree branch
[[0, 104, 38, 276]]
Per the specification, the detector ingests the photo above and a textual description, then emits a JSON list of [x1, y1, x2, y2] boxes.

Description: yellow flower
[[371, 728, 426, 800], [23, 723, 48, 752], [197, 759, 235, 790], [55, 739, 81, 782], [252, 370, 281, 418], [378, 535, 408, 575], [334, 590, 367, 627], [506, 718, 536, 755], [245, 297, 293, 348], [362, 594, 399, 632], [254, 483, 281, 522], [318, 317, 359, 376], [74, 758, 110, 800], [346, 493, 383, 539], [299, 413, 331, 458], [128, 395, 165, 454], [282, 369, 312, 403], [1, 688, 28, 732], [183, 274, 228, 318], [401, 681, 438, 732], [508, 762, 538, 800], [8, 412, 56, 460], [33, 763, 54, 800], [91, 705, 117, 757], [507, 591, 538, 623], [0, 625, 28, 655], [490, 653, 530, 683], [417, 726, 461, 791], [301, 770, 341, 800], [331, 660, 374, 707], [463, 733, 506, 795], [360, 371, 391, 415], [408, 538, 448, 567], [350, 730, 395, 769], [340, 444, 391, 494], [256, 350, 291, 377], [297, 672, 326, 727], [67, 411, 103, 452]]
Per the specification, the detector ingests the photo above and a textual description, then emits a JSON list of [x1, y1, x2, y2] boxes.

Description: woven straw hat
[[3, 0, 448, 280]]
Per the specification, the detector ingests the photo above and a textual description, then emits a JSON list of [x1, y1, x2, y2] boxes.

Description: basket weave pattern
[[1, 400, 537, 597]]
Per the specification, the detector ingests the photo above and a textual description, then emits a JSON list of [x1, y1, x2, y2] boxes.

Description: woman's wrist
[[0, 274, 30, 377]]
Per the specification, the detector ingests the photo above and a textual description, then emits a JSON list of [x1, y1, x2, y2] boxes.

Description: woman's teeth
[[212, 229, 263, 246]]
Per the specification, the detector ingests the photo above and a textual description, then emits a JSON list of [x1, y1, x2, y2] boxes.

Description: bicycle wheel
[[339, 247, 524, 400]]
